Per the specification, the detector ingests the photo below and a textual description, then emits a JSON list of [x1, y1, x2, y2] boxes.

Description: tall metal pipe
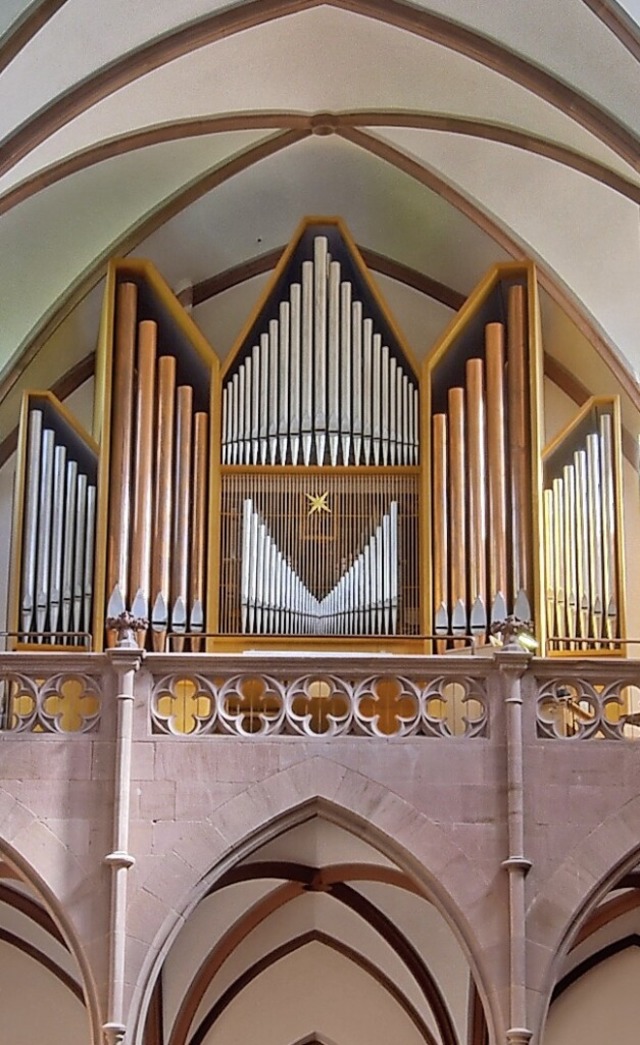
[[129, 320, 157, 630], [278, 301, 290, 465], [507, 285, 531, 603], [289, 284, 301, 466], [599, 414, 617, 640], [171, 385, 193, 651], [61, 459, 78, 640], [449, 387, 467, 639], [21, 409, 43, 637], [35, 428, 55, 638], [301, 260, 314, 467], [352, 301, 363, 466], [150, 355, 176, 652], [340, 281, 352, 466], [48, 443, 67, 640], [466, 358, 487, 640], [190, 412, 208, 650], [327, 260, 341, 466], [313, 236, 328, 465], [107, 281, 137, 620], [432, 413, 448, 650], [586, 433, 604, 640], [485, 322, 508, 604]]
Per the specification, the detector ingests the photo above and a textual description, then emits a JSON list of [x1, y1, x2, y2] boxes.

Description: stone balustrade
[[0, 649, 639, 740]]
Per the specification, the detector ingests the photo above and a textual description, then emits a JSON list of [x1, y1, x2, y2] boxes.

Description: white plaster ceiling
[[0, 0, 639, 438]]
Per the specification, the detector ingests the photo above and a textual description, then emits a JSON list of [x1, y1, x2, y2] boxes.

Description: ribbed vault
[[0, 0, 639, 447]]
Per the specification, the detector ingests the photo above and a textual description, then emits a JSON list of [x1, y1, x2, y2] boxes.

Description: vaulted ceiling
[[1, 0, 640, 445]]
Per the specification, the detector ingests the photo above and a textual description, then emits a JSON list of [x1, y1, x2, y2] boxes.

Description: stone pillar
[[496, 645, 533, 1045], [103, 638, 143, 1045]]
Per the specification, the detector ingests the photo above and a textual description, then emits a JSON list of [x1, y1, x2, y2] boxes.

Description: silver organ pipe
[[352, 301, 363, 466], [49, 444, 67, 638], [259, 333, 269, 467], [268, 318, 279, 466], [290, 284, 301, 466], [239, 499, 400, 636], [301, 259, 314, 467], [21, 409, 42, 637], [362, 318, 373, 466], [18, 405, 97, 645], [35, 428, 55, 637], [62, 460, 78, 636], [340, 281, 352, 466], [278, 301, 290, 466], [542, 409, 620, 649], [220, 235, 419, 468], [314, 236, 328, 468], [328, 260, 341, 467]]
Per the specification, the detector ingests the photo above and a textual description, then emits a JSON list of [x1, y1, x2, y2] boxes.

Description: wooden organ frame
[[6, 216, 628, 655]]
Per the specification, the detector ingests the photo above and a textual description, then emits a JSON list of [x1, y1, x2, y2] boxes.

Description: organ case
[[218, 217, 423, 650], [423, 262, 545, 649], [542, 396, 626, 653], [6, 218, 629, 656], [8, 391, 98, 649], [93, 258, 220, 652]]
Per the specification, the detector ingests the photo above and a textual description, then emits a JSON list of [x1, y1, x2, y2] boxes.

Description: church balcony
[[0, 648, 638, 741]]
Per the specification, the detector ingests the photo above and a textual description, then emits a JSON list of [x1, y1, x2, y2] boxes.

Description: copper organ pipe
[[171, 385, 193, 650], [432, 412, 448, 651], [507, 284, 531, 603], [190, 412, 208, 650], [129, 320, 157, 635], [485, 322, 508, 605], [106, 280, 137, 634], [150, 355, 176, 652], [448, 387, 467, 642], [466, 357, 487, 640]]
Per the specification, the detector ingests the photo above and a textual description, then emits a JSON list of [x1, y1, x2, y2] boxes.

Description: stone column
[[496, 645, 533, 1045], [103, 636, 143, 1045]]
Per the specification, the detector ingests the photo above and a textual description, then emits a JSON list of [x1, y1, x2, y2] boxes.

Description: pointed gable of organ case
[[6, 219, 627, 655]]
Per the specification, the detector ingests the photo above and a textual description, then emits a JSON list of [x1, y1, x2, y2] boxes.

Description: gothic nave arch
[[0, 835, 101, 1044], [529, 795, 640, 1044], [127, 760, 503, 1045]]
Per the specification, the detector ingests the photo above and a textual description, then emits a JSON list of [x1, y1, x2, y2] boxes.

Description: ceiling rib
[[0, 881, 66, 945], [2, 110, 639, 218], [1, 0, 638, 181], [169, 882, 303, 1045], [0, 0, 69, 76], [580, 0, 640, 62], [187, 930, 438, 1045], [340, 125, 640, 413], [0, 924, 83, 1001], [0, 128, 308, 410]]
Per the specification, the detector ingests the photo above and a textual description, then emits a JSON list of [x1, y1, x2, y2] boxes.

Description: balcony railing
[[0, 649, 639, 740]]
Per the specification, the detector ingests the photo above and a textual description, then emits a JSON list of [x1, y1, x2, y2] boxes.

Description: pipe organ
[[6, 217, 629, 655], [542, 397, 625, 651]]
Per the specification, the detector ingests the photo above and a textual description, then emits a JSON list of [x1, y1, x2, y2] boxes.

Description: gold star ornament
[[305, 491, 331, 516]]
